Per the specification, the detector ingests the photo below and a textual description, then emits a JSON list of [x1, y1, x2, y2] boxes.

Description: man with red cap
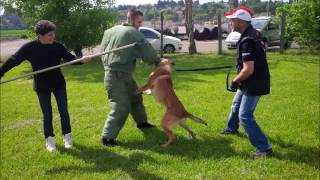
[[220, 6, 272, 158]]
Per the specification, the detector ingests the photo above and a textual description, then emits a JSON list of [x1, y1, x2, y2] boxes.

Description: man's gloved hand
[[230, 80, 239, 92]]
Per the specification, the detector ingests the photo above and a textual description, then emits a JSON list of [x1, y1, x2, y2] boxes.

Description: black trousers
[[36, 87, 71, 138]]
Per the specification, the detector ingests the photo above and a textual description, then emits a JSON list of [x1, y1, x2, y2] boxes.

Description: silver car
[[139, 27, 182, 53], [225, 16, 286, 49]]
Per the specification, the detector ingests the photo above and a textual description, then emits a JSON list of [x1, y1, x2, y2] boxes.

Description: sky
[[115, 0, 215, 6]]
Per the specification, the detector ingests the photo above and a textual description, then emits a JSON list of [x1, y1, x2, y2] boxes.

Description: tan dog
[[137, 59, 207, 147]]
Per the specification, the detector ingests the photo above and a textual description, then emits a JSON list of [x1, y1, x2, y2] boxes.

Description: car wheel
[[222, 32, 228, 39], [164, 44, 175, 53]]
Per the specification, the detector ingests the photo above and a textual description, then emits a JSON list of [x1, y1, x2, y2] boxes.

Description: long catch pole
[[0, 42, 137, 84]]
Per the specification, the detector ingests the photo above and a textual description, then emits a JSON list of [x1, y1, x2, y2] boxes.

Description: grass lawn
[[0, 29, 29, 38], [0, 52, 319, 179]]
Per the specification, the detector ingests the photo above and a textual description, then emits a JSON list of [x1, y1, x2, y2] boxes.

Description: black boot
[[102, 138, 119, 146], [137, 122, 155, 129]]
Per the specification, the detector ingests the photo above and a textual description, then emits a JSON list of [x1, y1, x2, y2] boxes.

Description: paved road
[[0, 39, 227, 58], [180, 40, 226, 53], [1, 39, 31, 58]]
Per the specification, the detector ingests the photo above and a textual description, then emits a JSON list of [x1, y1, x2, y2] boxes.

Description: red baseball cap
[[225, 6, 254, 21]]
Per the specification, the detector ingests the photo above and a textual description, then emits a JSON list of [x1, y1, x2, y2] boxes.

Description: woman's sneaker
[[63, 133, 73, 149], [46, 136, 56, 152]]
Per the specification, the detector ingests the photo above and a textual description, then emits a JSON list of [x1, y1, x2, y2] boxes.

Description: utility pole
[[218, 10, 222, 55], [160, 10, 164, 58], [153, 7, 156, 29], [267, 0, 270, 16]]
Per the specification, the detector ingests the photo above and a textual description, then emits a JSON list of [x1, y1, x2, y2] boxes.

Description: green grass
[[0, 29, 29, 38], [0, 52, 319, 179]]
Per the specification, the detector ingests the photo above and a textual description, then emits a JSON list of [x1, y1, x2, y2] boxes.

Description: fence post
[[217, 10, 222, 55], [160, 10, 164, 58], [280, 10, 286, 54]]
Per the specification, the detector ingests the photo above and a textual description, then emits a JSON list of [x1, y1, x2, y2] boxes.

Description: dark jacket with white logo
[[236, 24, 270, 96]]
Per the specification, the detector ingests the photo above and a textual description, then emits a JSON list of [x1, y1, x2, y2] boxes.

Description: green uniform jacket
[[100, 24, 159, 73]]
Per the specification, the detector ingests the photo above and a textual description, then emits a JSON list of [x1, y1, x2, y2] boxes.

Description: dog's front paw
[[190, 134, 197, 139], [161, 143, 170, 148], [143, 89, 152, 95]]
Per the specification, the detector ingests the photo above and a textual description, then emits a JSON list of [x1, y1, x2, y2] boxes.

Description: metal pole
[[218, 10, 222, 55], [160, 10, 164, 58], [267, 0, 270, 17], [0, 42, 138, 84], [280, 10, 286, 54]]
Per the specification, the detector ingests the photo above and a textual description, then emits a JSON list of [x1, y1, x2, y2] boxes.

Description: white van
[[225, 16, 287, 49], [139, 27, 182, 53]]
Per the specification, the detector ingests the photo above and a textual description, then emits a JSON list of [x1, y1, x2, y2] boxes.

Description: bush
[[278, 0, 320, 52]]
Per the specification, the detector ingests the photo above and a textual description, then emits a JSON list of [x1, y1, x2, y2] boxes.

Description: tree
[[278, 0, 320, 51], [177, 0, 185, 9], [144, 6, 159, 21], [228, 0, 239, 8], [3, 0, 117, 56], [163, 9, 179, 22], [185, 0, 197, 54]]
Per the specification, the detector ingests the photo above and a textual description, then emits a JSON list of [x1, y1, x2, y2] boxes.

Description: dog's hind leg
[[161, 115, 176, 147], [161, 126, 175, 147], [179, 121, 196, 139], [187, 114, 208, 126]]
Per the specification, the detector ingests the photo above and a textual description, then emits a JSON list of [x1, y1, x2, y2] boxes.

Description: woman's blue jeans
[[36, 87, 71, 138], [225, 89, 271, 151]]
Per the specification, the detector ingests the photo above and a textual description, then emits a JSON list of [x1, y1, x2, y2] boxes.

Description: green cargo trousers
[[102, 70, 148, 139]]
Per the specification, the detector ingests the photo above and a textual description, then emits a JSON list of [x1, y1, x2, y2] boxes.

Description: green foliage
[[194, 2, 225, 20], [228, 0, 239, 8], [239, 0, 283, 15], [278, 0, 320, 51], [163, 9, 179, 21], [0, 53, 319, 178], [144, 6, 160, 21], [3, 0, 117, 56], [0, 29, 28, 37]]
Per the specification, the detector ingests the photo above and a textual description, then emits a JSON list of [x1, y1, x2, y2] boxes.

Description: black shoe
[[251, 148, 273, 159], [220, 129, 239, 135], [102, 138, 118, 146], [137, 122, 155, 129]]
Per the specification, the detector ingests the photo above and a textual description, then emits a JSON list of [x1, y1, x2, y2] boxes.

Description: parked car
[[225, 16, 288, 49], [139, 27, 182, 53]]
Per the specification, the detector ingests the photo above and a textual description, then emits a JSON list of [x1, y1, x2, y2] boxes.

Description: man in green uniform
[[100, 8, 160, 146]]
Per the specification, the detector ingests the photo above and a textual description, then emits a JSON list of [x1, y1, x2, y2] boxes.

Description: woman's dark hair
[[34, 20, 56, 35]]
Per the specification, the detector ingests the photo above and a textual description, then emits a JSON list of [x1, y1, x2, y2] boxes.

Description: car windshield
[[140, 29, 159, 39], [251, 19, 268, 30]]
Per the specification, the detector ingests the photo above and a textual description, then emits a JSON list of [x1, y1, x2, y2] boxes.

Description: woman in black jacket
[[0, 20, 91, 152]]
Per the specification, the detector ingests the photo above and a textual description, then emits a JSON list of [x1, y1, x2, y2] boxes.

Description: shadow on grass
[[269, 136, 320, 169], [46, 143, 162, 179], [235, 130, 319, 169], [121, 127, 237, 159]]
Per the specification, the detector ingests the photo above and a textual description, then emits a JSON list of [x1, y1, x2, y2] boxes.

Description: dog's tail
[[187, 113, 207, 126]]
